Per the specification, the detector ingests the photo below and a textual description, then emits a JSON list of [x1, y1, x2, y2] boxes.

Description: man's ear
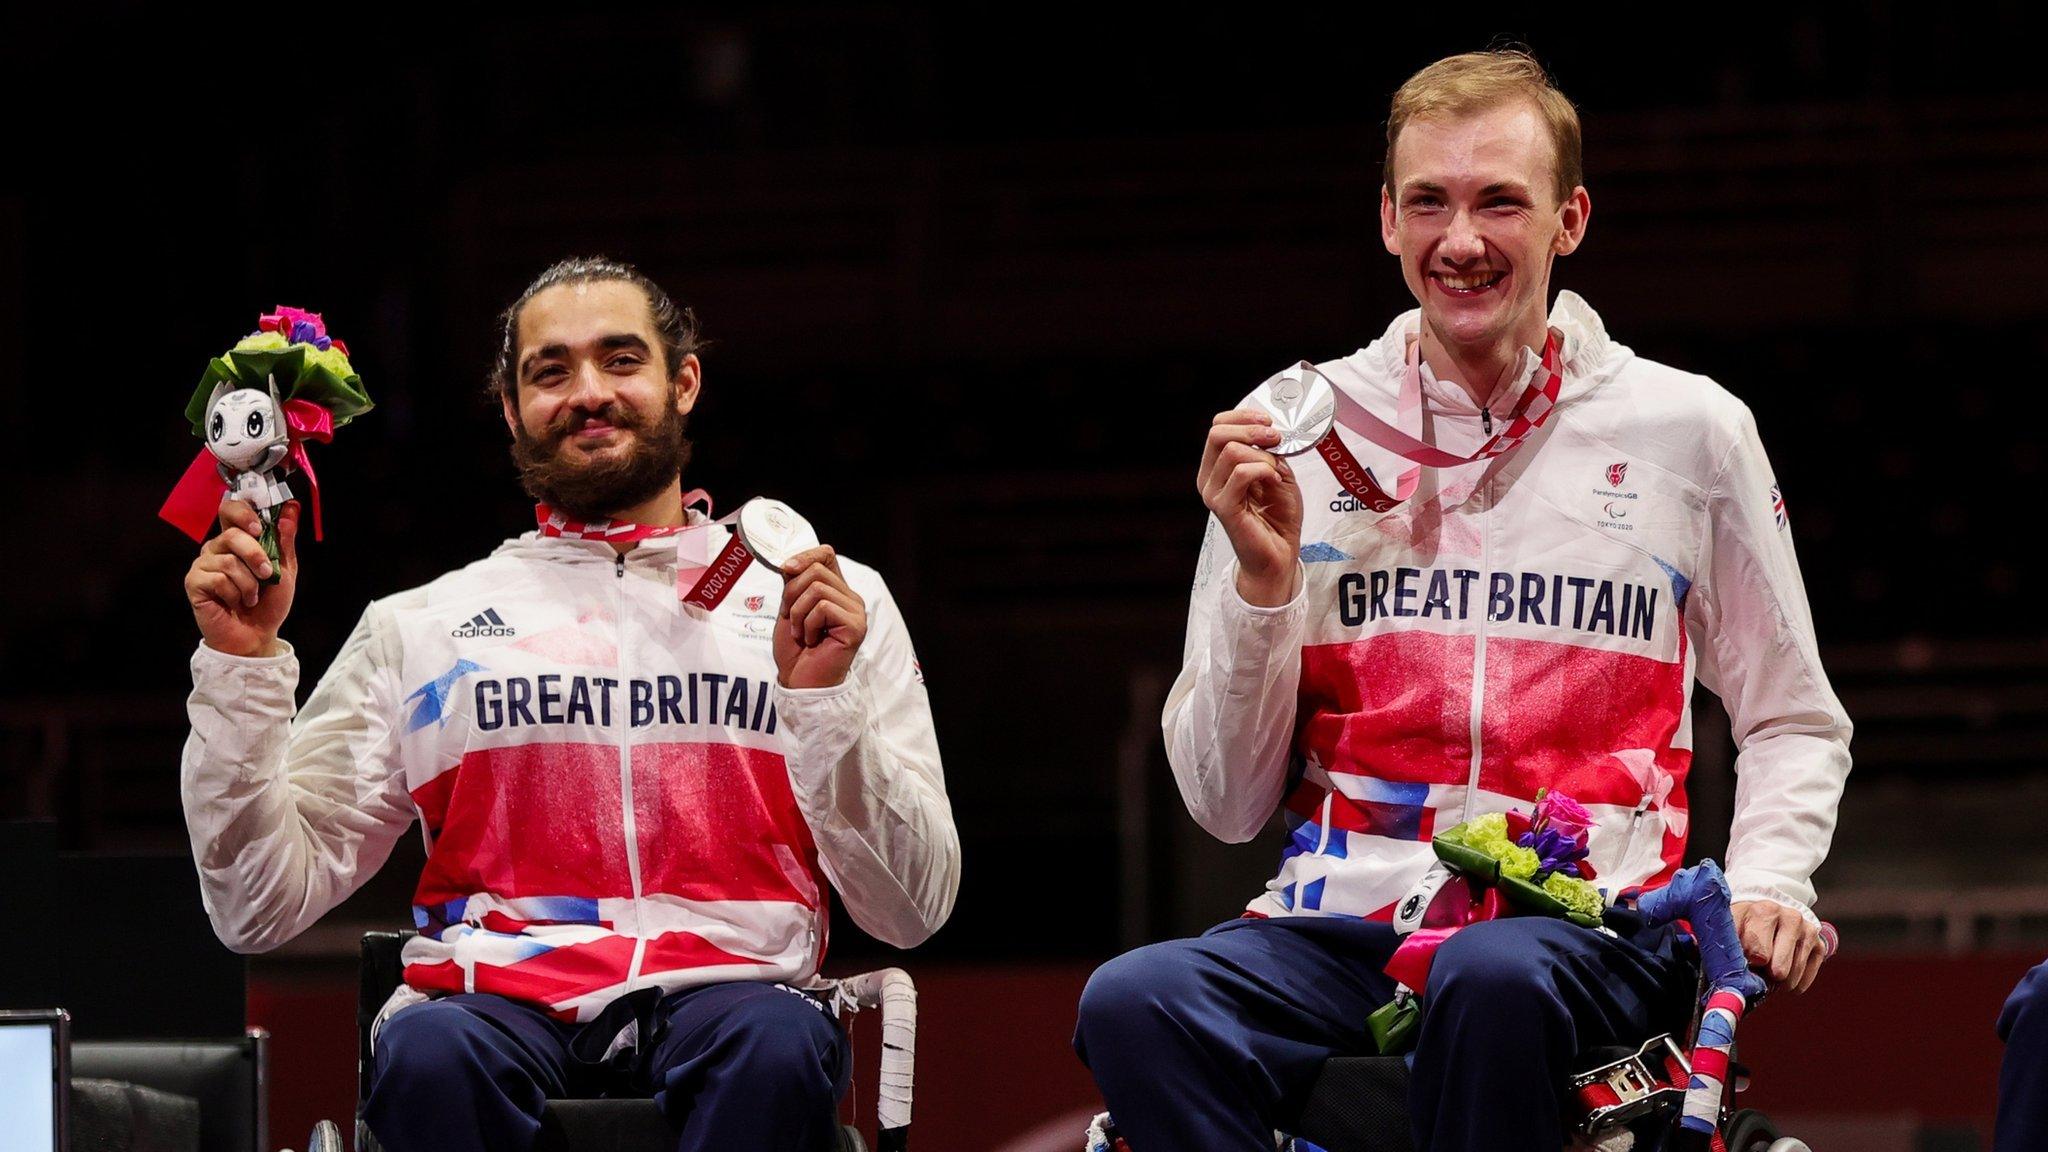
[[1380, 185, 1401, 255], [672, 353, 702, 417], [1554, 186, 1592, 256], [501, 388, 520, 438]]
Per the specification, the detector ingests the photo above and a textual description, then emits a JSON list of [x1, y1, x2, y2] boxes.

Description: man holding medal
[[1074, 50, 1851, 1151], [180, 257, 959, 1152]]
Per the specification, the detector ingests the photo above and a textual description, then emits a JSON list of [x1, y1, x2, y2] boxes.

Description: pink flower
[[1533, 790, 1595, 848], [258, 306, 340, 351]]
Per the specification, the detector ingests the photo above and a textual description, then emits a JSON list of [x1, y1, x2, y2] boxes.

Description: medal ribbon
[[1312, 330, 1563, 511], [534, 491, 754, 610]]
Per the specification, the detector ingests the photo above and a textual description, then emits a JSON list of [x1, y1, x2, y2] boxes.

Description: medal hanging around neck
[[537, 492, 819, 611], [1248, 331, 1564, 512]]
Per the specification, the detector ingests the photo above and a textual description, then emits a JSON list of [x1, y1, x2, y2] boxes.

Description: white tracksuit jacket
[[1165, 292, 1851, 923], [182, 520, 959, 1022]]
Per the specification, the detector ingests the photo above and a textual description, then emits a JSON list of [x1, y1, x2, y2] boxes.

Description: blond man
[[1074, 50, 1847, 1152]]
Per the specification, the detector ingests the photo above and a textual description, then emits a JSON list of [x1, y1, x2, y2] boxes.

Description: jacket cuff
[[1219, 560, 1308, 619], [773, 678, 868, 770], [192, 639, 296, 669], [1726, 880, 1819, 926]]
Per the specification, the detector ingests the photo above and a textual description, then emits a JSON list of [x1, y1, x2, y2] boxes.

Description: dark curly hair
[[489, 256, 704, 400]]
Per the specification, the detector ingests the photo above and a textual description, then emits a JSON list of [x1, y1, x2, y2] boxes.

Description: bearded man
[[179, 256, 959, 1152]]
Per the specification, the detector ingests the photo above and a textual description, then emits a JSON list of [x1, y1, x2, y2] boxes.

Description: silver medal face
[[736, 497, 820, 571], [1251, 363, 1336, 456]]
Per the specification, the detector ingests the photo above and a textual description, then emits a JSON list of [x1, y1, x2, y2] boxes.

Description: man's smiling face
[[1380, 100, 1589, 358], [503, 279, 701, 519]]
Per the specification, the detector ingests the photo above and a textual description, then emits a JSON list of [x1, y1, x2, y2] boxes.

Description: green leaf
[[182, 342, 374, 436], [1432, 836, 1502, 883], [1368, 998, 1419, 1055]]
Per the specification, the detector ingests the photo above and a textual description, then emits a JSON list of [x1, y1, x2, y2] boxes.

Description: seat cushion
[[531, 1101, 871, 1152], [536, 1100, 671, 1152], [1287, 1056, 1415, 1152]]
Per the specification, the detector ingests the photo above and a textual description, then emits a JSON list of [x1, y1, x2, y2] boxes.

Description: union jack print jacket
[[182, 518, 959, 1022], [1164, 292, 1851, 924]]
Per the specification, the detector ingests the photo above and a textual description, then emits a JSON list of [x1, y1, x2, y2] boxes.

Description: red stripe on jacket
[[410, 742, 825, 909]]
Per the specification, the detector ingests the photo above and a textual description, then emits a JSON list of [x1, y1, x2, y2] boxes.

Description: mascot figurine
[[160, 307, 372, 577]]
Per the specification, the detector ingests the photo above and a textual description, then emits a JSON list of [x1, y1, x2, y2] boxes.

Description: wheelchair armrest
[[828, 969, 917, 1151], [359, 931, 413, 1111]]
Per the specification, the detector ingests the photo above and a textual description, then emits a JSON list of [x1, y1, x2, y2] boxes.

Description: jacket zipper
[[616, 550, 650, 986], [1462, 479, 1490, 822], [1481, 406, 1493, 435], [1618, 795, 1652, 877]]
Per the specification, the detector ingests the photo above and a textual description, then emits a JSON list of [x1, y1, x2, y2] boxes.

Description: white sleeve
[[180, 605, 416, 953], [1159, 516, 1308, 843], [774, 576, 959, 949], [1690, 406, 1853, 921]]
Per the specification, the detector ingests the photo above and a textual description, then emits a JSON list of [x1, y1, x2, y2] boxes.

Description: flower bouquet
[[1431, 789, 1605, 926], [1367, 790, 1608, 1054], [159, 307, 372, 574]]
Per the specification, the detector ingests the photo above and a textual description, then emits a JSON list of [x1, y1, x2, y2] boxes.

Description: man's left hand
[[1733, 899, 1828, 993], [773, 545, 868, 690]]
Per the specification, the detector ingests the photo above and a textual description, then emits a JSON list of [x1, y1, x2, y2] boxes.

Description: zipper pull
[[615, 552, 626, 578], [1481, 406, 1494, 435]]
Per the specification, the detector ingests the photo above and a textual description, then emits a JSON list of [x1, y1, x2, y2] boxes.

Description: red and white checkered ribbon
[[534, 501, 695, 543], [535, 490, 754, 610], [1313, 330, 1564, 512]]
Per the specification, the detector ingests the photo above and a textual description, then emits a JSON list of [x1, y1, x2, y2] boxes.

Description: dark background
[[3, 6, 2046, 1147]]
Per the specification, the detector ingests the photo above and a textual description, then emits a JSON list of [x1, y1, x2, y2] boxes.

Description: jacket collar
[[493, 506, 719, 568], [1343, 290, 1625, 411]]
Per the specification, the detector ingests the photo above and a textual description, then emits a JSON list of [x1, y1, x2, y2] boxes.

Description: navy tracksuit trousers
[[1997, 960, 2048, 1152], [1074, 913, 1696, 1152], [362, 981, 850, 1152]]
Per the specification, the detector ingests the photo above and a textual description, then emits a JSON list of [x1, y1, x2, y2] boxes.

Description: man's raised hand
[[773, 545, 867, 690], [1199, 409, 1303, 606], [185, 499, 298, 658]]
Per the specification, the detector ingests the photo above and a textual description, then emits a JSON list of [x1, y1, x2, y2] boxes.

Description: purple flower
[[1516, 826, 1590, 881], [289, 319, 332, 349], [260, 306, 337, 351]]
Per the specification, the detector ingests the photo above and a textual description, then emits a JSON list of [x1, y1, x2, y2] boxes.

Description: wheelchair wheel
[[835, 1123, 869, 1152], [1722, 1109, 1780, 1152]]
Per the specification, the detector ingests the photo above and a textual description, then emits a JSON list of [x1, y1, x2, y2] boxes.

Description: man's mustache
[[544, 405, 647, 443]]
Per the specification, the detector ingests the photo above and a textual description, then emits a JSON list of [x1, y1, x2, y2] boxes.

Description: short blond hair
[[1384, 49, 1582, 204]]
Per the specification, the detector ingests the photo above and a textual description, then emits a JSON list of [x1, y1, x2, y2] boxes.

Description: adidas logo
[[451, 608, 517, 638]]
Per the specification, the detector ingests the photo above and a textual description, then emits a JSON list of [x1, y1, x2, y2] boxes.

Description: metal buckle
[[1568, 1034, 1691, 1134]]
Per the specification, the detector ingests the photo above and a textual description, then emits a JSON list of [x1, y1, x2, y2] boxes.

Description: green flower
[[1542, 872, 1605, 920], [1498, 845, 1540, 881], [231, 331, 291, 355], [1461, 813, 1513, 857]]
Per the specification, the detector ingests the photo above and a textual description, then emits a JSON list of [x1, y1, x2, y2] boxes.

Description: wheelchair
[[325, 931, 915, 1152], [1283, 1039, 1810, 1152], [1091, 883, 1826, 1152], [1086, 1027, 1809, 1152], [1285, 859, 1823, 1151]]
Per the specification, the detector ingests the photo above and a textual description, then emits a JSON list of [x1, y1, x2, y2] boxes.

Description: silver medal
[[1251, 363, 1336, 456], [735, 497, 820, 572]]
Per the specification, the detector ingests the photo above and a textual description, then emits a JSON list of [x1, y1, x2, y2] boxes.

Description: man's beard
[[510, 396, 693, 522]]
